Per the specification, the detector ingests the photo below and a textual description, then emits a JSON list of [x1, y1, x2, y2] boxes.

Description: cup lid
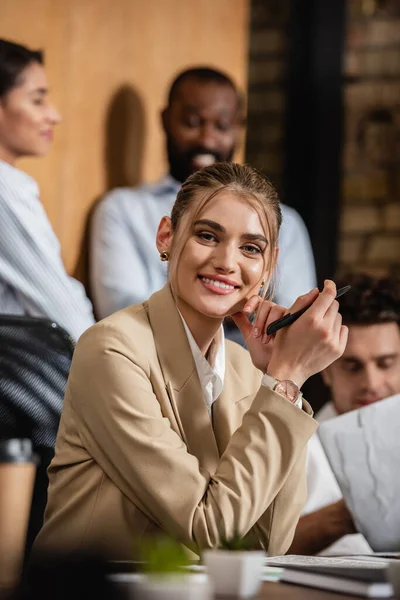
[[0, 438, 36, 462]]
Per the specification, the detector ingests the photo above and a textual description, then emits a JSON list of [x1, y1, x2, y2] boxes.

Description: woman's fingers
[[307, 280, 337, 318], [242, 295, 261, 316], [332, 311, 342, 339], [231, 311, 253, 340], [233, 297, 289, 373], [261, 304, 286, 344], [253, 301, 284, 338], [232, 296, 286, 350], [323, 299, 340, 330], [231, 295, 262, 340], [287, 287, 319, 315], [339, 324, 349, 353]]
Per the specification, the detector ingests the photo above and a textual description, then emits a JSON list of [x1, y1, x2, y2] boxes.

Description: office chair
[[0, 315, 75, 557]]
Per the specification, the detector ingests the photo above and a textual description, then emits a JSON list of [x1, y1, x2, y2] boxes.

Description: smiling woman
[[156, 163, 281, 353], [35, 162, 348, 561], [0, 39, 94, 340], [0, 41, 60, 163]]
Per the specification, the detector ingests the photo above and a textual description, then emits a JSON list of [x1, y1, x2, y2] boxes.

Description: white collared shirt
[[180, 314, 303, 418], [180, 316, 225, 417], [0, 160, 95, 340]]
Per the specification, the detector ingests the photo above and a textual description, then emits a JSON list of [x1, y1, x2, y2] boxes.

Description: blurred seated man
[[289, 273, 400, 555], [90, 66, 316, 340]]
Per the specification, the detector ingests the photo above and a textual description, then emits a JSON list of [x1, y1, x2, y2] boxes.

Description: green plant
[[219, 530, 259, 551], [139, 535, 191, 576]]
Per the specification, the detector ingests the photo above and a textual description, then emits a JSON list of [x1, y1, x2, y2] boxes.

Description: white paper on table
[[318, 394, 400, 552]]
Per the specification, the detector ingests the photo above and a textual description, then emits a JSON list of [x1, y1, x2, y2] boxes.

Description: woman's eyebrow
[[194, 219, 268, 245], [194, 219, 225, 232], [242, 233, 268, 245], [29, 87, 48, 96]]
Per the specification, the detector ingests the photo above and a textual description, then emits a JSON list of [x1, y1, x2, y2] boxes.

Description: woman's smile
[[198, 273, 240, 295]]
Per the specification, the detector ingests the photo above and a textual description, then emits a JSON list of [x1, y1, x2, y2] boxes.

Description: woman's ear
[[156, 216, 173, 254]]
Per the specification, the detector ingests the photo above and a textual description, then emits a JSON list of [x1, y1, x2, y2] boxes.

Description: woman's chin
[[198, 301, 246, 320]]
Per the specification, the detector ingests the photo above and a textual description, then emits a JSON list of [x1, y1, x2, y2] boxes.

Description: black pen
[[266, 285, 351, 336]]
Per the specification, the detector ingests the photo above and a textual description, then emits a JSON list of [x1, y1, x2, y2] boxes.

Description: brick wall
[[338, 0, 400, 277], [246, 0, 400, 278], [245, 0, 289, 194]]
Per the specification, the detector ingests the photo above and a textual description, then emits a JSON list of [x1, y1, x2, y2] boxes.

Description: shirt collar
[[0, 160, 39, 193], [154, 174, 181, 196], [179, 313, 225, 409]]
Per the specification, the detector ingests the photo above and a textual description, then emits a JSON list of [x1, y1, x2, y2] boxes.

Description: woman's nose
[[48, 105, 62, 125], [213, 243, 237, 273]]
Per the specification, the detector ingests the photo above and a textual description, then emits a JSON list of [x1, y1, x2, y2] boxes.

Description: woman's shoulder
[[0, 162, 41, 221], [0, 161, 39, 196], [75, 302, 156, 370]]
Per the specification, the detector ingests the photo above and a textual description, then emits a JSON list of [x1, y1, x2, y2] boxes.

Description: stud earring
[[160, 251, 169, 262], [261, 279, 266, 288]]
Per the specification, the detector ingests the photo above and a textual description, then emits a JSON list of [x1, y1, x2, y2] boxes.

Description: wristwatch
[[262, 374, 302, 406]]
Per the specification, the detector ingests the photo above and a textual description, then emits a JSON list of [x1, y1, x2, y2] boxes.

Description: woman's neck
[[0, 145, 17, 166], [177, 299, 223, 355]]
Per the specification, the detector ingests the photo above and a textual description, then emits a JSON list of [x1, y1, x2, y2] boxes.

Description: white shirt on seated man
[[289, 273, 400, 556]]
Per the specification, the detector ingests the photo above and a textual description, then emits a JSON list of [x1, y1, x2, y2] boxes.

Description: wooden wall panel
[[0, 0, 249, 279]]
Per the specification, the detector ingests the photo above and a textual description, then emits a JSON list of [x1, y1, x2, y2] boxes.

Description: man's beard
[[166, 136, 235, 183]]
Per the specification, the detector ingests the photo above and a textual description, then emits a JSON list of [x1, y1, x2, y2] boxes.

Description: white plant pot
[[109, 572, 212, 600], [203, 549, 266, 598]]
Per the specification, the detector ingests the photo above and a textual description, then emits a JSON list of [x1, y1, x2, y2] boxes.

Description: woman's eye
[[242, 244, 262, 255], [33, 98, 44, 106], [197, 231, 217, 242]]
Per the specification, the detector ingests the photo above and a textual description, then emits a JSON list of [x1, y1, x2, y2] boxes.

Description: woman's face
[[0, 61, 60, 163], [173, 191, 274, 320]]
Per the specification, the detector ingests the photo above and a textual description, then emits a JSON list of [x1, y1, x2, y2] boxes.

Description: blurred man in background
[[290, 272, 400, 555], [90, 66, 316, 340]]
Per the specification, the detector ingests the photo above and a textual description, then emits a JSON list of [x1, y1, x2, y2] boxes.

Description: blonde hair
[[168, 162, 282, 301]]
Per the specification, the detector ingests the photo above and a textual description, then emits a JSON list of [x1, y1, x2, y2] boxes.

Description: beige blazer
[[35, 285, 317, 559]]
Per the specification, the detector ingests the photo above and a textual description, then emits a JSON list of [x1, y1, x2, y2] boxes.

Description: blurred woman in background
[[0, 39, 94, 340]]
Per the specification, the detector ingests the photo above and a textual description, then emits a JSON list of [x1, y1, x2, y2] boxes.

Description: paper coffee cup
[[0, 439, 37, 590]]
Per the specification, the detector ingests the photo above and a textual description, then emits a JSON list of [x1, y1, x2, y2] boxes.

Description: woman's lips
[[41, 130, 53, 141], [198, 275, 238, 295]]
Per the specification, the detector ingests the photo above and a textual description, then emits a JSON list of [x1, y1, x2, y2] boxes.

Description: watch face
[[274, 380, 299, 403]]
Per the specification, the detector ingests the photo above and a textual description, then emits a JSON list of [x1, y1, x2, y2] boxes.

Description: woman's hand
[[230, 295, 289, 373], [267, 280, 348, 388]]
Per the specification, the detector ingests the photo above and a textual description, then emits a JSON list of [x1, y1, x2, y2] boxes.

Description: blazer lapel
[[212, 349, 263, 456], [211, 359, 252, 456], [147, 285, 220, 474]]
